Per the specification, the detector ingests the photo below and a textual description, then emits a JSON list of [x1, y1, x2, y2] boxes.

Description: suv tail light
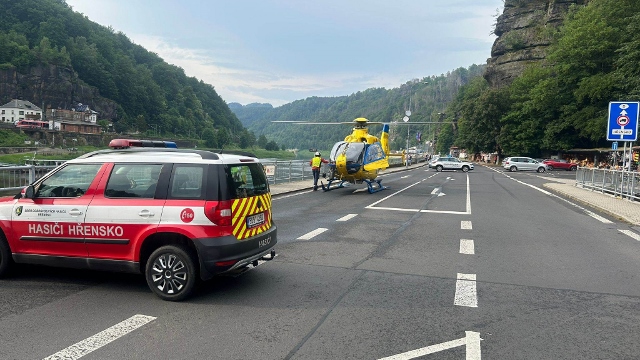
[[204, 200, 232, 226]]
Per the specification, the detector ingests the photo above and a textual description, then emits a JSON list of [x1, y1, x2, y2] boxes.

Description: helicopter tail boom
[[380, 124, 390, 156]]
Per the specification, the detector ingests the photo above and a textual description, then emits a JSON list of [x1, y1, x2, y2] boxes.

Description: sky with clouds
[[65, 0, 504, 107]]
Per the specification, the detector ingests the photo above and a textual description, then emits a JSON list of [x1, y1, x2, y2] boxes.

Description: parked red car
[[542, 159, 578, 171]]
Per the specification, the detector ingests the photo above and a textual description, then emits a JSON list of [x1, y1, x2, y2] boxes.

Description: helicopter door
[[363, 142, 389, 171], [330, 142, 348, 161]]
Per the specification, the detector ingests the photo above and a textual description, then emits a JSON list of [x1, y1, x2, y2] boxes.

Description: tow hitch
[[225, 249, 277, 277]]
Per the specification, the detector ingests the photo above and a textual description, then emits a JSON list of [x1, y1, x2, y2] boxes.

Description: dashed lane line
[[337, 214, 358, 222], [461, 221, 472, 230], [297, 228, 328, 240], [43, 314, 156, 360], [454, 273, 478, 308], [460, 239, 475, 254]]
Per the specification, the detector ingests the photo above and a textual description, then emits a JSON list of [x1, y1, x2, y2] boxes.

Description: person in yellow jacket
[[309, 151, 329, 191]]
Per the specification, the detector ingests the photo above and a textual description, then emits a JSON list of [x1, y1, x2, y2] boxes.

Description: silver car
[[502, 157, 547, 173], [432, 157, 474, 172]]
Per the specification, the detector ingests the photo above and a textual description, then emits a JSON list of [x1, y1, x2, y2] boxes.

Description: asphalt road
[[1, 166, 639, 359]]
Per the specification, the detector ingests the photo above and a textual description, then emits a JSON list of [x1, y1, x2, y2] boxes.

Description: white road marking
[[43, 314, 156, 360], [297, 228, 328, 240], [585, 210, 613, 224], [488, 167, 613, 224], [461, 221, 472, 230], [401, 175, 410, 179], [353, 188, 368, 193], [619, 229, 640, 241], [273, 190, 313, 199], [454, 273, 478, 308], [337, 214, 358, 222], [366, 173, 471, 215], [378, 331, 482, 360], [460, 239, 475, 254], [431, 188, 440, 195]]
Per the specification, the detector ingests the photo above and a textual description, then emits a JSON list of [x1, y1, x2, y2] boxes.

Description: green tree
[[202, 128, 217, 148]]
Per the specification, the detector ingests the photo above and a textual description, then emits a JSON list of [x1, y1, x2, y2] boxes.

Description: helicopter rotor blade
[[390, 121, 454, 124]]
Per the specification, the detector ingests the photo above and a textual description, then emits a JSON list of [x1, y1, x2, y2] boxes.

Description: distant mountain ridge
[[230, 66, 486, 151]]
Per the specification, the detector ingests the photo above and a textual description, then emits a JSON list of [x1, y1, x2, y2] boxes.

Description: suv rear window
[[226, 163, 269, 199]]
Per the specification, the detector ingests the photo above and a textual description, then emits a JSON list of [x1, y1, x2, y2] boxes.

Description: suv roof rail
[[78, 148, 220, 160], [209, 149, 257, 158]]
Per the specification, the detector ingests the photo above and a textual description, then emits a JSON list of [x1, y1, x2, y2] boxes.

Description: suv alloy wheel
[[145, 245, 197, 301]]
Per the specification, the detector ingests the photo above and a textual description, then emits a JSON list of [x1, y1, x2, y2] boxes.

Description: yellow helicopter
[[273, 117, 436, 193]]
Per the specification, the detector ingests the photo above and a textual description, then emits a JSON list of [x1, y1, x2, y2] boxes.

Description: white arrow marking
[[44, 315, 156, 360], [438, 192, 446, 197], [401, 175, 410, 179], [620, 110, 628, 116], [378, 331, 481, 360], [431, 188, 440, 195]]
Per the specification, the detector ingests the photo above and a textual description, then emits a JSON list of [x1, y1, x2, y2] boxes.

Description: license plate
[[246, 212, 265, 228]]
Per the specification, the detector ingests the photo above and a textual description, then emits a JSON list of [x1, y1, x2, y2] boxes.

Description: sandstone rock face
[[0, 64, 117, 120], [484, 0, 588, 87]]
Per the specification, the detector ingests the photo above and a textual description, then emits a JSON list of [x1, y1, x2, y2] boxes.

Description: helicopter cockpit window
[[364, 142, 385, 164], [344, 142, 365, 163], [330, 142, 348, 161]]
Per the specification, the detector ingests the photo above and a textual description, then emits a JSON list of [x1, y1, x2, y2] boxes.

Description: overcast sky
[[65, 0, 504, 107]]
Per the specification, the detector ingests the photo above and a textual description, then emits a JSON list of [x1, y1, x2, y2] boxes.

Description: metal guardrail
[[576, 167, 639, 202], [260, 157, 410, 185], [0, 165, 58, 196], [0, 156, 416, 195]]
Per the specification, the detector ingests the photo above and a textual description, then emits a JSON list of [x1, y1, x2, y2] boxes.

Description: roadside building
[[47, 103, 102, 134], [0, 99, 43, 123]]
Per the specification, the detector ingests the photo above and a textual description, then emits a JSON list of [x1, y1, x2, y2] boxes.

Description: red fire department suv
[[0, 147, 277, 301]]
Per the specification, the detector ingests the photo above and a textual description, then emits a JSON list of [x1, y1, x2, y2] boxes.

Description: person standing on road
[[310, 151, 329, 191]]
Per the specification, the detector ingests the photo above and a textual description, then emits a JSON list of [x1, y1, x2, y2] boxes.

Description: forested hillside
[[448, 0, 640, 158], [233, 66, 485, 152], [0, 0, 245, 145]]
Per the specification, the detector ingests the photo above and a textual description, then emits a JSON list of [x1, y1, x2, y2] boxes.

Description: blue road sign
[[607, 101, 639, 141], [612, 142, 618, 150]]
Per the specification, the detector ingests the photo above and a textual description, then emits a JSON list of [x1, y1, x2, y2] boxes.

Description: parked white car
[[502, 157, 548, 173], [431, 157, 474, 172]]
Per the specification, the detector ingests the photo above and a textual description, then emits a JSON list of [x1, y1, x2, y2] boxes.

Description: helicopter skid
[[321, 179, 349, 191], [364, 179, 387, 194]]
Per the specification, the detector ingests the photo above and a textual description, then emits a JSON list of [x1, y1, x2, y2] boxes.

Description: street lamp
[[404, 110, 411, 167]]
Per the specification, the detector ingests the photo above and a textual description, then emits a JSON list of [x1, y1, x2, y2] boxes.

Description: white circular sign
[[405, 110, 411, 117], [403, 116, 409, 122]]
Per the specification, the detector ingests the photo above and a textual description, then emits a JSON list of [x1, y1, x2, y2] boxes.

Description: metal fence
[[576, 167, 640, 202], [260, 157, 409, 185], [0, 156, 413, 195], [0, 165, 57, 196]]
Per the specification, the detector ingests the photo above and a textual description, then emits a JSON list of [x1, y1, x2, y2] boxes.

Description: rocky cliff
[[484, 0, 589, 87], [0, 65, 117, 120]]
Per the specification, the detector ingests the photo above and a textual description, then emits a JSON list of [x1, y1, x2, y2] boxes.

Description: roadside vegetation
[[446, 0, 638, 158]]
